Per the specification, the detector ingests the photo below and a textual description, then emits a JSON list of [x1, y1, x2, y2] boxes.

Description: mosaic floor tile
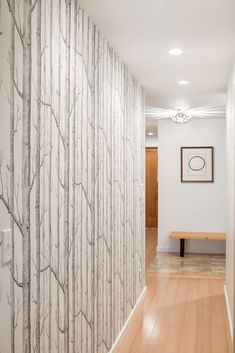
[[147, 253, 225, 276]]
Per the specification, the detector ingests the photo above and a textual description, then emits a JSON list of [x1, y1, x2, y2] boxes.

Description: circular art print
[[181, 147, 214, 182]]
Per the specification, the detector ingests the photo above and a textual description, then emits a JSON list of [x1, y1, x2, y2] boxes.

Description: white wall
[[225, 63, 235, 337], [158, 118, 226, 254], [145, 135, 158, 147]]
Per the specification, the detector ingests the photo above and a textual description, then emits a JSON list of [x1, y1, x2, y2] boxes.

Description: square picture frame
[[181, 146, 214, 182]]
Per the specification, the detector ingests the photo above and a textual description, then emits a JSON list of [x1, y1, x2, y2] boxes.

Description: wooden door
[[146, 148, 158, 228]]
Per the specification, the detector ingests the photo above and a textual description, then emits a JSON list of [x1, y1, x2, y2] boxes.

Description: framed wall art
[[181, 146, 214, 182]]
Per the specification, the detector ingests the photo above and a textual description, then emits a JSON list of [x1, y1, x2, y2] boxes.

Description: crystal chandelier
[[171, 110, 192, 124]]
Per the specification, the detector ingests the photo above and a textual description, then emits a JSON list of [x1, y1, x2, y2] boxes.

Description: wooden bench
[[169, 231, 226, 257]]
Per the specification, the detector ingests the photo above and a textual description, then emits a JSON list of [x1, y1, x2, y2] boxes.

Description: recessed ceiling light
[[178, 80, 189, 85], [148, 132, 154, 136], [168, 48, 183, 56]]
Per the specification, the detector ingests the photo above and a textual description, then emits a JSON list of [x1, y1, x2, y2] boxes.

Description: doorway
[[146, 147, 158, 228], [145, 148, 158, 268]]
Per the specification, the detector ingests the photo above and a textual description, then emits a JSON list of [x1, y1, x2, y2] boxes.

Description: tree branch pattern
[[0, 1, 145, 353]]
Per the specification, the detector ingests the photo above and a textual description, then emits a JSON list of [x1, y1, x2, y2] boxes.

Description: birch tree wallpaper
[[0, 0, 145, 352]]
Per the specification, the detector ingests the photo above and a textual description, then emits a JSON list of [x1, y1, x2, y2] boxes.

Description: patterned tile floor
[[147, 253, 225, 276]]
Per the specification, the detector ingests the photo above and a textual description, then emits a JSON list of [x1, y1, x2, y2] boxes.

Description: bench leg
[[180, 239, 185, 257]]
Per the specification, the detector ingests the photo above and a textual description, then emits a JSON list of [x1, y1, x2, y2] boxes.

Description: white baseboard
[[224, 284, 233, 341], [109, 286, 147, 353], [157, 246, 178, 253]]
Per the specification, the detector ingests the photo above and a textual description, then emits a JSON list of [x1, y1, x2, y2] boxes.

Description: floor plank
[[145, 228, 157, 269], [116, 229, 232, 353]]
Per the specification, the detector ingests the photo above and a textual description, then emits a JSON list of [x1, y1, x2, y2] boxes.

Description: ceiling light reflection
[[168, 48, 183, 56]]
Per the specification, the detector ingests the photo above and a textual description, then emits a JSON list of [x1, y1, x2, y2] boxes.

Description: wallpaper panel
[[0, 1, 145, 353]]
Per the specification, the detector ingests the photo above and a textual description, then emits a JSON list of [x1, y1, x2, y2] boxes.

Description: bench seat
[[169, 231, 226, 257]]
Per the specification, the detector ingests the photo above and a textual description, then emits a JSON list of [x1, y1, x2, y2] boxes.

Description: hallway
[[117, 230, 232, 353], [0, 1, 234, 352]]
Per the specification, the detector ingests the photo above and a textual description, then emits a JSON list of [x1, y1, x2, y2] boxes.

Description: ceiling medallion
[[171, 110, 192, 124]]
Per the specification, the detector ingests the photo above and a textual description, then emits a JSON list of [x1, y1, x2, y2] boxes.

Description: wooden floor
[[117, 228, 232, 353], [145, 228, 158, 269]]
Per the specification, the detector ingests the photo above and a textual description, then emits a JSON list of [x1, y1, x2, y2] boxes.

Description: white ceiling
[[79, 0, 235, 111]]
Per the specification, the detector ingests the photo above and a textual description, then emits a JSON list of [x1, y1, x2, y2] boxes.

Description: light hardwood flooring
[[145, 228, 158, 269], [117, 228, 232, 353]]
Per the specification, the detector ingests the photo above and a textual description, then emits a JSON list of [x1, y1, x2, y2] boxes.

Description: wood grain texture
[[116, 235, 232, 353], [170, 231, 226, 240], [145, 148, 158, 228], [145, 228, 157, 270]]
